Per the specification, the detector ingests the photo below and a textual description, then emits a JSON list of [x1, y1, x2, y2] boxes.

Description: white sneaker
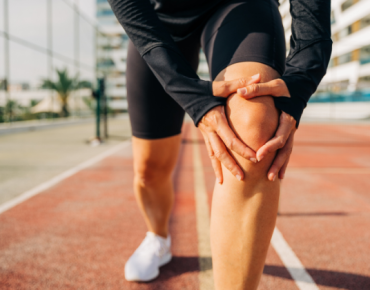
[[125, 232, 172, 281]]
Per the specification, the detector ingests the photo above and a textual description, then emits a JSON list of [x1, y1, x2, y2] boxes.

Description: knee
[[226, 94, 279, 177], [134, 159, 173, 189], [226, 94, 279, 151]]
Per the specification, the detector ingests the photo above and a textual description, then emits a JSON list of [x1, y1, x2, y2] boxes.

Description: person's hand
[[198, 74, 261, 184], [237, 78, 296, 181]]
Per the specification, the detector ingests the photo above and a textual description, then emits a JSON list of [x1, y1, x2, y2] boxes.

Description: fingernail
[[217, 178, 221, 184], [236, 174, 242, 181], [258, 155, 265, 162], [237, 88, 247, 95], [268, 173, 275, 181], [251, 73, 259, 80], [250, 157, 257, 163]]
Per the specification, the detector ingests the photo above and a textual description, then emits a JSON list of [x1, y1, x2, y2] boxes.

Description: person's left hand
[[237, 78, 296, 181]]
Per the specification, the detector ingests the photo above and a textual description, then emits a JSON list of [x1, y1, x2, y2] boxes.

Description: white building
[[96, 0, 129, 111], [280, 0, 370, 94]]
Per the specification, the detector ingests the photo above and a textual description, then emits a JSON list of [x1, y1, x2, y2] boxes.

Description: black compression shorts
[[126, 0, 285, 139]]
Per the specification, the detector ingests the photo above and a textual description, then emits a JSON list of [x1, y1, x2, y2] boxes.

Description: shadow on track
[[151, 257, 370, 290], [264, 265, 370, 290]]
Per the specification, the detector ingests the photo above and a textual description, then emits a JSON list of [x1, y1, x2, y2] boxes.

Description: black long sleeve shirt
[[107, 0, 332, 127]]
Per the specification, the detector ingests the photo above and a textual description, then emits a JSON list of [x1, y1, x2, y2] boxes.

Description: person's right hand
[[198, 74, 261, 184]]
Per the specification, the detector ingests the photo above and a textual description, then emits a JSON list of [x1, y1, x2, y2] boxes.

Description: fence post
[[95, 78, 105, 141]]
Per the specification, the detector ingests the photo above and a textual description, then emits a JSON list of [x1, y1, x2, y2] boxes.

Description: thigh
[[201, 0, 285, 80], [126, 38, 200, 140]]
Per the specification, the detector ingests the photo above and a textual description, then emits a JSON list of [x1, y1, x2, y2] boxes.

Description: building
[[96, 0, 129, 112], [280, 0, 370, 97]]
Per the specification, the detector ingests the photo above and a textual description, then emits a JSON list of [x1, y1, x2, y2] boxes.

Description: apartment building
[[280, 0, 370, 97], [96, 0, 129, 111]]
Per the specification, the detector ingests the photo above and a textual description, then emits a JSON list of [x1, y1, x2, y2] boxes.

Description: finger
[[216, 107, 257, 162], [201, 131, 223, 184], [278, 132, 295, 179], [212, 74, 261, 97], [237, 79, 290, 99], [267, 133, 294, 181], [208, 132, 244, 181], [279, 156, 290, 180], [267, 150, 288, 181], [256, 114, 295, 162]]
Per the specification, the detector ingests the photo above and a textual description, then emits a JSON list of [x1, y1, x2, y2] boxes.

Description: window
[[339, 26, 352, 38], [331, 11, 336, 25], [328, 59, 334, 68], [359, 76, 370, 82], [97, 58, 114, 67], [358, 76, 370, 89], [338, 52, 352, 65], [97, 9, 114, 17], [360, 45, 370, 65], [360, 14, 370, 29], [341, 0, 357, 12]]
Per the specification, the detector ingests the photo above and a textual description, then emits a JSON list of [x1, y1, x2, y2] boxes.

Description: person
[[107, 0, 332, 288]]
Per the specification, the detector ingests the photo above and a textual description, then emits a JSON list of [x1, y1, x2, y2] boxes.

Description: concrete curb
[[0, 114, 128, 136]]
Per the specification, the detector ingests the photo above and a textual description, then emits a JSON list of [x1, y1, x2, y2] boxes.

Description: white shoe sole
[[125, 252, 172, 282]]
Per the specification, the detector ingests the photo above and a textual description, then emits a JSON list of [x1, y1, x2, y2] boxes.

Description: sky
[[0, 0, 97, 88]]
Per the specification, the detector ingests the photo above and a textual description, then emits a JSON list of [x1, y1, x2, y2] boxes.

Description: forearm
[[275, 40, 332, 126], [143, 47, 225, 125], [275, 0, 332, 126]]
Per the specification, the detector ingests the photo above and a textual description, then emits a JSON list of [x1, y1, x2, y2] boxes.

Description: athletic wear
[[125, 232, 172, 281], [108, 0, 332, 127], [127, 0, 285, 139]]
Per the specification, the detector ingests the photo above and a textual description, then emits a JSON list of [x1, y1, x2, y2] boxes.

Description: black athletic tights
[[126, 0, 286, 139]]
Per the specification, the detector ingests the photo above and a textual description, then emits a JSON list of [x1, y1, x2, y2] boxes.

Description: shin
[[132, 135, 181, 238], [211, 62, 280, 290]]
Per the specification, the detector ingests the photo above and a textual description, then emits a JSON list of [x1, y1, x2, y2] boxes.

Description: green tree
[[41, 68, 92, 117], [5, 100, 19, 122]]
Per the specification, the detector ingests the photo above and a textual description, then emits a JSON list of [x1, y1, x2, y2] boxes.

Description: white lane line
[[192, 126, 214, 290], [271, 227, 319, 290], [0, 141, 130, 215], [287, 167, 370, 174]]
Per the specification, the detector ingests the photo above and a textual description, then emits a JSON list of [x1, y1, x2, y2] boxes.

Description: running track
[[0, 122, 370, 289]]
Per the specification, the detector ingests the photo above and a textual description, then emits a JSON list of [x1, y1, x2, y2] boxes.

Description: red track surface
[[1, 123, 370, 289]]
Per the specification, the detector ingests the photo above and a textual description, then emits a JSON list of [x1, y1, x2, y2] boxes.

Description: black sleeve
[[107, 0, 225, 126], [274, 0, 333, 127]]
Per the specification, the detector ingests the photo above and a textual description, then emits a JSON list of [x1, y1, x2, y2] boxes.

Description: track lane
[[277, 124, 370, 290], [1, 122, 369, 289]]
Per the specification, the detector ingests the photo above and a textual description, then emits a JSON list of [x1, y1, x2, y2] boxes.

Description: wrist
[[280, 111, 297, 130], [275, 78, 290, 98]]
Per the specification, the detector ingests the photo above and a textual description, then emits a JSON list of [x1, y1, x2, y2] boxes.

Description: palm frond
[[76, 81, 92, 89], [41, 79, 58, 91]]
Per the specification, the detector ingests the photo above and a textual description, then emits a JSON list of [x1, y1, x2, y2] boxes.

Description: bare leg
[[211, 62, 281, 289], [132, 135, 182, 238]]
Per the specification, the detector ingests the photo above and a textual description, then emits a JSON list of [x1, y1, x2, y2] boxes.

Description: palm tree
[[4, 100, 19, 122], [41, 68, 92, 117]]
